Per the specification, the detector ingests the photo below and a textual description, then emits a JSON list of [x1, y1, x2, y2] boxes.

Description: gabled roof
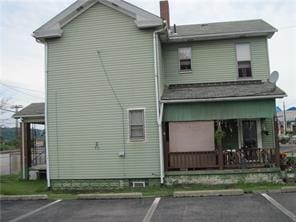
[[13, 103, 45, 119], [161, 80, 286, 103], [167, 19, 277, 43], [33, 0, 163, 40]]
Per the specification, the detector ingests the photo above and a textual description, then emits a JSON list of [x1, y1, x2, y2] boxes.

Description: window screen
[[129, 109, 145, 140], [179, 47, 192, 71]]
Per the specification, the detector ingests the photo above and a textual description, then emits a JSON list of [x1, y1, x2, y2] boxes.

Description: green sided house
[[27, 0, 286, 188]]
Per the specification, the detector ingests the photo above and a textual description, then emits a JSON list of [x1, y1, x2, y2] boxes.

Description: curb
[[253, 189, 282, 194], [0, 194, 48, 201], [173, 189, 244, 197], [281, 186, 296, 193], [78, 192, 143, 199]]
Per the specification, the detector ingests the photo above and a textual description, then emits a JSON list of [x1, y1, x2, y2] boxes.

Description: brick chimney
[[160, 0, 170, 28]]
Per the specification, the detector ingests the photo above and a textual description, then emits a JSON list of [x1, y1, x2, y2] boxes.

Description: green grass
[[0, 175, 294, 200], [0, 175, 78, 200], [0, 175, 47, 195]]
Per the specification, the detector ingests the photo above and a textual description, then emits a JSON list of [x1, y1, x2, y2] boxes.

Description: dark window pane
[[180, 59, 192, 71], [238, 61, 252, 77], [242, 120, 257, 148]]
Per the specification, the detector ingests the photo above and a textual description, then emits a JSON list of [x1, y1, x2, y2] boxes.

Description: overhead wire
[[0, 81, 44, 94], [0, 83, 44, 100]]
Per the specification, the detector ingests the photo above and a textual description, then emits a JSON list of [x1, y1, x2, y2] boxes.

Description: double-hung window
[[129, 109, 145, 141], [236, 43, 252, 78], [179, 47, 192, 72]]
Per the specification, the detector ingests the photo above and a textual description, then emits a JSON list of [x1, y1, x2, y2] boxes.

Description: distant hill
[[0, 127, 45, 142]]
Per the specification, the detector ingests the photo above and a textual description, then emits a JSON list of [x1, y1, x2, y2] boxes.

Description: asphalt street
[[1, 193, 295, 222]]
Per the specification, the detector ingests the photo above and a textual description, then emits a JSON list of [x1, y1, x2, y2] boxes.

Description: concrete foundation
[[165, 168, 283, 185]]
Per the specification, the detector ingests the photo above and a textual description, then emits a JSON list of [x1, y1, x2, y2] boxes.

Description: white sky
[[0, 0, 295, 126]]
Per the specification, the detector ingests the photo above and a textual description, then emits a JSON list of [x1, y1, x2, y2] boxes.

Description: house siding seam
[[162, 37, 269, 85], [47, 3, 160, 180]]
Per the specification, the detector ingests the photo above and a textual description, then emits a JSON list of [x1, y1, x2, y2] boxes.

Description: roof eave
[[161, 94, 286, 103], [32, 0, 163, 41], [13, 114, 45, 119], [33, 29, 63, 41], [168, 30, 277, 43], [135, 20, 163, 29]]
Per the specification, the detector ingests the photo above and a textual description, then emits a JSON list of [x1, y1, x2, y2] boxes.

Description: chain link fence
[[0, 150, 20, 175]]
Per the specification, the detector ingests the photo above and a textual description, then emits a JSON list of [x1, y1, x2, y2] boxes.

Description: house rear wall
[[163, 37, 270, 85]]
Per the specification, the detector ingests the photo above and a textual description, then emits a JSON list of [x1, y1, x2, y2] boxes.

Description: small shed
[[13, 103, 45, 180]]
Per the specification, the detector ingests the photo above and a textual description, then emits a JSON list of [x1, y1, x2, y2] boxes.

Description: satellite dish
[[269, 71, 279, 84]]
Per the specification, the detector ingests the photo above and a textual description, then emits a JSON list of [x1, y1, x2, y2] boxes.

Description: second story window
[[179, 47, 192, 72], [129, 109, 145, 141], [236, 43, 252, 78]]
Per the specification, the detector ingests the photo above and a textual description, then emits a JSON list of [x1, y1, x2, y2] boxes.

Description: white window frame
[[178, 47, 192, 73], [127, 108, 146, 142], [235, 43, 253, 79]]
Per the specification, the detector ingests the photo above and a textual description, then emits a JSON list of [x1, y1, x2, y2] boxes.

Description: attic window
[[236, 43, 252, 78], [179, 47, 192, 72]]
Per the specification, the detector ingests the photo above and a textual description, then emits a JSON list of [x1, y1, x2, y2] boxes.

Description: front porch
[[13, 103, 46, 180], [161, 81, 285, 173], [163, 118, 280, 172]]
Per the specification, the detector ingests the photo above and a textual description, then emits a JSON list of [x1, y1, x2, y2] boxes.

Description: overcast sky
[[0, 0, 295, 126]]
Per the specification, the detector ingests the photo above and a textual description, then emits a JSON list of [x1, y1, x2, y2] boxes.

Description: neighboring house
[[277, 108, 296, 134], [32, 0, 286, 188]]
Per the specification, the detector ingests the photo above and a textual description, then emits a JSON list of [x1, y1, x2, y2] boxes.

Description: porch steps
[[174, 189, 244, 197]]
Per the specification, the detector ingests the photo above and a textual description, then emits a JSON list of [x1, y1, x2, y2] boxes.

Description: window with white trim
[[236, 43, 252, 78], [178, 47, 192, 72], [129, 109, 145, 141]]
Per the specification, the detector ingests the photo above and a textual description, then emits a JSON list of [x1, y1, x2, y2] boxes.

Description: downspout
[[153, 23, 166, 184], [45, 42, 51, 188]]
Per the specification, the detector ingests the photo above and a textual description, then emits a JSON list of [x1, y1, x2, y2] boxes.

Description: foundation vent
[[131, 181, 146, 188]]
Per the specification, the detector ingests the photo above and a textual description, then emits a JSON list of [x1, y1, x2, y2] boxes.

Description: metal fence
[[0, 150, 20, 175]]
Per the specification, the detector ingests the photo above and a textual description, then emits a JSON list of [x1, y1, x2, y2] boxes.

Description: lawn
[[0, 174, 294, 200], [0, 175, 76, 199], [0, 175, 47, 195]]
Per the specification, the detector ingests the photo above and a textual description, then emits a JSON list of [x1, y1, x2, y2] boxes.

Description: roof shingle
[[168, 19, 277, 42], [161, 80, 286, 102], [13, 103, 45, 118]]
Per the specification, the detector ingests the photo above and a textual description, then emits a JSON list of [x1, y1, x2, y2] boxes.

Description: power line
[[0, 108, 15, 113], [11, 105, 23, 138], [0, 82, 44, 94], [1, 84, 44, 99]]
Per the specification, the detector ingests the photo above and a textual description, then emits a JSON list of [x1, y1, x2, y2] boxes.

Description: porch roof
[[13, 103, 45, 123], [161, 80, 286, 103]]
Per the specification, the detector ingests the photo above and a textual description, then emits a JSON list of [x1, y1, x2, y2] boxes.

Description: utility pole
[[11, 105, 23, 139], [283, 102, 287, 135]]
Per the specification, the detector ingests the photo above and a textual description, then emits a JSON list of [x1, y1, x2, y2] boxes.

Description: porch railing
[[166, 148, 276, 171], [167, 151, 218, 170], [223, 148, 276, 169]]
